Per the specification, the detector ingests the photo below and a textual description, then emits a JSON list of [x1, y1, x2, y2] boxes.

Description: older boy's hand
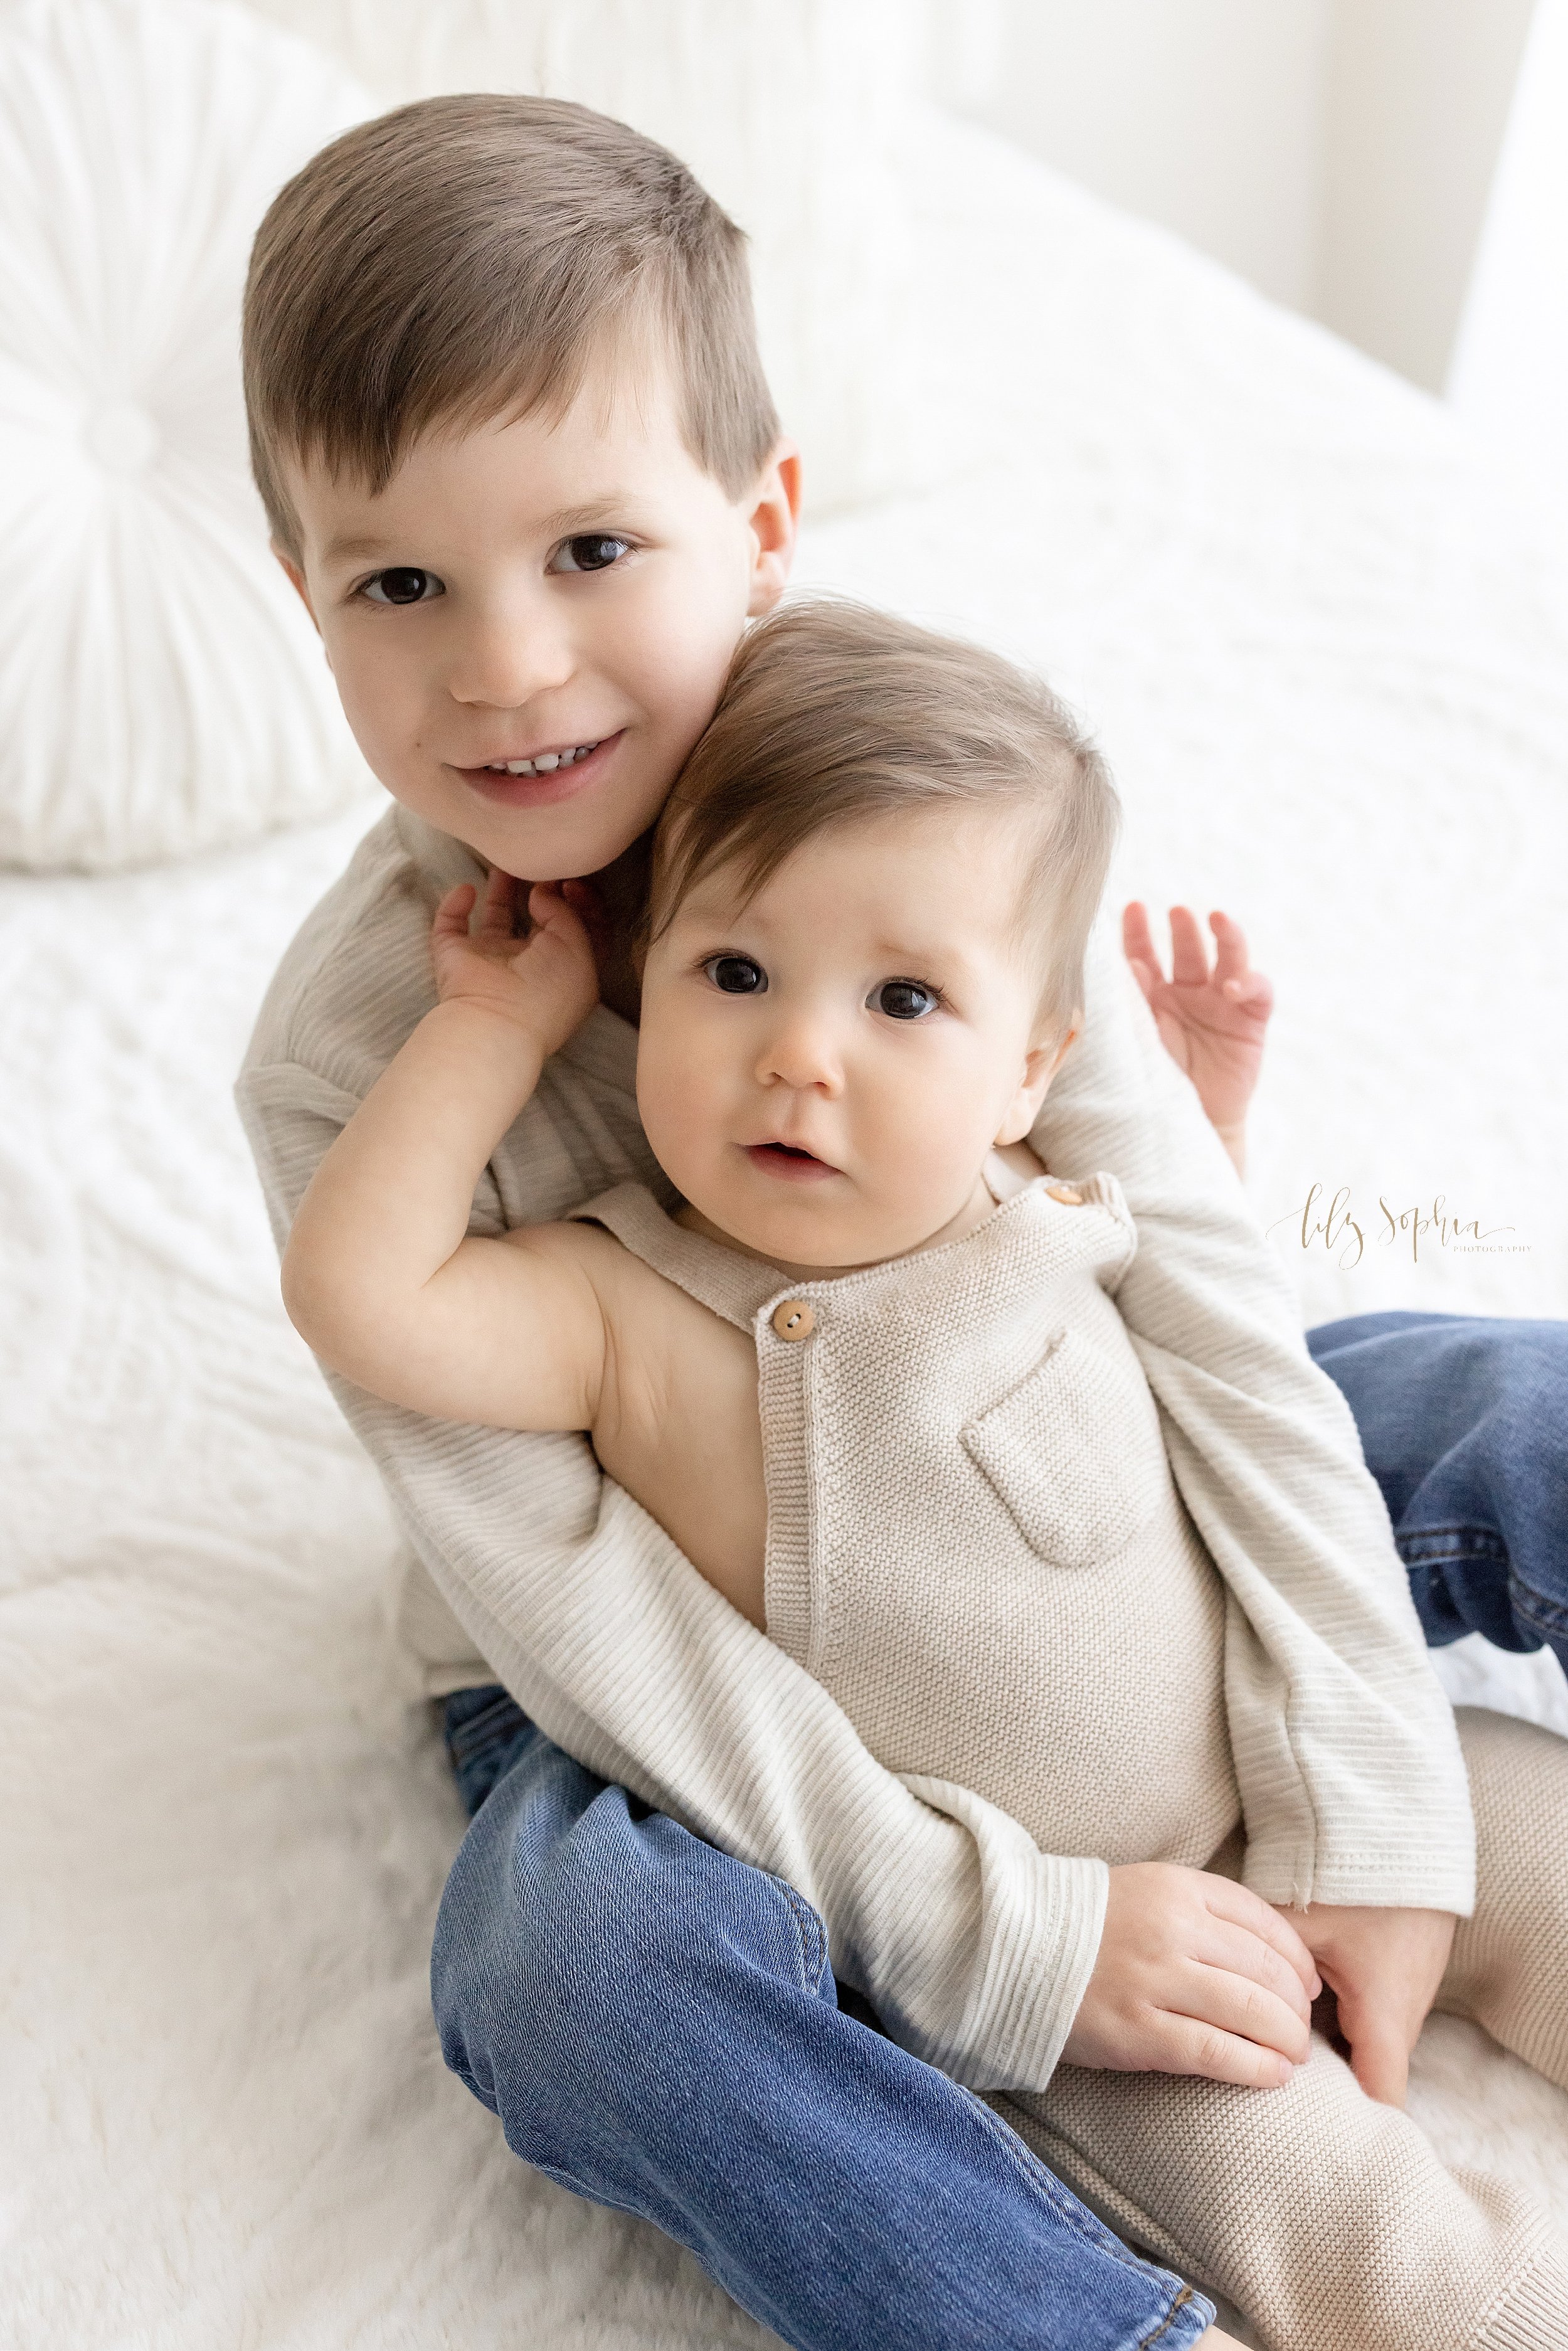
[[1063, 1862, 1321, 2086], [1274, 1903, 1457, 2106], [430, 870, 599, 1058]]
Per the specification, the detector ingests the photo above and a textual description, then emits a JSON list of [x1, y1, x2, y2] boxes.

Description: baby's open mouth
[[744, 1142, 840, 1182]]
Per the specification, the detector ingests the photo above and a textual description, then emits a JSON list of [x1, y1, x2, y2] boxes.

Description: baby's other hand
[[1062, 1861, 1320, 2088], [431, 870, 599, 1058], [1122, 903, 1273, 1174]]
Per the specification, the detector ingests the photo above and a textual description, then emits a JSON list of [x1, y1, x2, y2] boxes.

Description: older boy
[[240, 96, 1471, 2351]]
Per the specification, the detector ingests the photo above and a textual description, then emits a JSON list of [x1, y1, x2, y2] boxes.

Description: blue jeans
[[433, 1685, 1211, 2350], [1308, 1310, 1568, 1678], [432, 1308, 1568, 2348]]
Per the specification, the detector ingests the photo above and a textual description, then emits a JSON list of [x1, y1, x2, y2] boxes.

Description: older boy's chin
[[418, 770, 659, 881]]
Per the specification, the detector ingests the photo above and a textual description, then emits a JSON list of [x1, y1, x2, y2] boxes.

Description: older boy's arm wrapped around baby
[[1036, 929, 1475, 1929]]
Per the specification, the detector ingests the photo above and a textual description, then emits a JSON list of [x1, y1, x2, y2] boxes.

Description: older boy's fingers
[[1197, 1918, 1315, 2024], [1335, 1985, 1412, 2108], [1205, 1879, 1320, 1998], [1167, 904, 1210, 987], [1155, 2010, 1297, 2091], [432, 883, 478, 937], [1181, 1961, 1313, 2066]]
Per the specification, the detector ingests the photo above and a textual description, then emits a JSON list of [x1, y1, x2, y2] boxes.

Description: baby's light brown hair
[[243, 94, 780, 560], [653, 600, 1120, 1039]]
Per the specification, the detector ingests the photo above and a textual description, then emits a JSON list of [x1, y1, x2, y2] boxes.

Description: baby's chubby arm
[[283, 872, 608, 1434]]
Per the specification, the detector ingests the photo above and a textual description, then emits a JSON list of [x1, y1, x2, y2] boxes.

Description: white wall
[[940, 0, 1539, 394], [943, 0, 1328, 311], [1447, 0, 1568, 503], [1319, 0, 1538, 389]]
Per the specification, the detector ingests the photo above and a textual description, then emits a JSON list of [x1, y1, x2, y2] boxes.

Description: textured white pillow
[[0, 0, 377, 871], [228, 0, 930, 521]]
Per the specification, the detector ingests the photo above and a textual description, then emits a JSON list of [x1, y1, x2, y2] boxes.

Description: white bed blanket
[[4, 117, 1567, 2348]]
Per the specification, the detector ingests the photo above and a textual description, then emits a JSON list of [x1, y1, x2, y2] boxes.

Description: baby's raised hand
[[1062, 1861, 1320, 2089], [431, 869, 600, 1059], [1122, 903, 1273, 1173]]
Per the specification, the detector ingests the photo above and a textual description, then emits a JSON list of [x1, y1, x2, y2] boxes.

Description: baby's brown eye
[[874, 980, 938, 1021], [364, 566, 439, 605], [706, 955, 767, 995]]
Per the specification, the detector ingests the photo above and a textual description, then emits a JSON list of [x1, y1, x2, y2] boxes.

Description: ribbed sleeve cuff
[[1242, 1825, 1477, 1921], [895, 1775, 1109, 2093]]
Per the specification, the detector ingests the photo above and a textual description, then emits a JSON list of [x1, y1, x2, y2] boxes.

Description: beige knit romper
[[577, 1170, 1568, 2351]]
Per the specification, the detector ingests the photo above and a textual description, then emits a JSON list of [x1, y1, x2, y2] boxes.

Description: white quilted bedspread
[[4, 115, 1567, 2348]]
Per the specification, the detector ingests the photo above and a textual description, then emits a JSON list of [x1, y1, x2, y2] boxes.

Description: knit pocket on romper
[[961, 1326, 1168, 1569]]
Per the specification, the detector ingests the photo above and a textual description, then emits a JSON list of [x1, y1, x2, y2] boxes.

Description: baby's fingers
[[476, 866, 520, 939], [432, 882, 479, 941], [525, 880, 596, 959], [1167, 905, 1212, 988], [1120, 900, 1163, 1002]]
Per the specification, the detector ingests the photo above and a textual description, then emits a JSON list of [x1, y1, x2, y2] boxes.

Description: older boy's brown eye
[[363, 567, 439, 605], [874, 980, 938, 1021], [705, 954, 767, 995], [554, 534, 630, 574]]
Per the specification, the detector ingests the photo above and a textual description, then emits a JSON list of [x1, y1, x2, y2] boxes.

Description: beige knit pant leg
[[995, 1709, 1568, 2351]]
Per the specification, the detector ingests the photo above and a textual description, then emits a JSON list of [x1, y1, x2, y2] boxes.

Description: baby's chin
[[672, 1172, 953, 1279]]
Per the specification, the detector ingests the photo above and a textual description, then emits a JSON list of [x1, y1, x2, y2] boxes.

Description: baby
[[285, 597, 1568, 2351]]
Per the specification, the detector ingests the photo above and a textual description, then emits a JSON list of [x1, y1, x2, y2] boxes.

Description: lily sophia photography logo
[[1268, 1182, 1531, 1270]]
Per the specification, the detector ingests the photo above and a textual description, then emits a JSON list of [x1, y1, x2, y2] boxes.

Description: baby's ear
[[995, 1024, 1078, 1145]]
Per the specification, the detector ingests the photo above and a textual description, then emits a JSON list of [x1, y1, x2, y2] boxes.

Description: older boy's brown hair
[[243, 93, 780, 559], [653, 600, 1120, 1038]]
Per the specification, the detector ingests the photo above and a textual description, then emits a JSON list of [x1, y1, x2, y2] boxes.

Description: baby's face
[[274, 358, 797, 881], [637, 804, 1069, 1271]]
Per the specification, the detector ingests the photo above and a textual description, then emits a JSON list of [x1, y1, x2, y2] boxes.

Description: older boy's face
[[636, 805, 1071, 1271], [276, 364, 797, 879]]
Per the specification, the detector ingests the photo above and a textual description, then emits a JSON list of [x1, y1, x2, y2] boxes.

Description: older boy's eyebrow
[[320, 499, 655, 568], [538, 496, 656, 536], [321, 531, 398, 565]]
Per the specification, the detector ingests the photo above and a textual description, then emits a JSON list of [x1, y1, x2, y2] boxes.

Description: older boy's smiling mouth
[[453, 731, 623, 805]]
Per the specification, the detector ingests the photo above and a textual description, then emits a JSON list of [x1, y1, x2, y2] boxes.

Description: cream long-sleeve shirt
[[236, 805, 1475, 2092]]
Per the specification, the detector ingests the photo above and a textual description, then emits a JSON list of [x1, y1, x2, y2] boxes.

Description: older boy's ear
[[995, 1026, 1078, 1146], [745, 441, 801, 617], [274, 547, 322, 641]]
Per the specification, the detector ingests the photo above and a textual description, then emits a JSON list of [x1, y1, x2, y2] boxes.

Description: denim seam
[[958, 2090, 1194, 2288], [445, 1692, 527, 1766], [1508, 1572, 1568, 1637], [1397, 1526, 1508, 1566], [1137, 2287, 1203, 2350], [776, 1882, 830, 1992]]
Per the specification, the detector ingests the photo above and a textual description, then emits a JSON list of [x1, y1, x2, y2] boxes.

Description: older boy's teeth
[[482, 740, 600, 777]]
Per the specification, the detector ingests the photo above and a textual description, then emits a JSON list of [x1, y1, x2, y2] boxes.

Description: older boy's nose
[[447, 600, 575, 709]]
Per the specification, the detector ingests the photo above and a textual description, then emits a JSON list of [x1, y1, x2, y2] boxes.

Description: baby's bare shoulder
[[501, 1216, 712, 1337]]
